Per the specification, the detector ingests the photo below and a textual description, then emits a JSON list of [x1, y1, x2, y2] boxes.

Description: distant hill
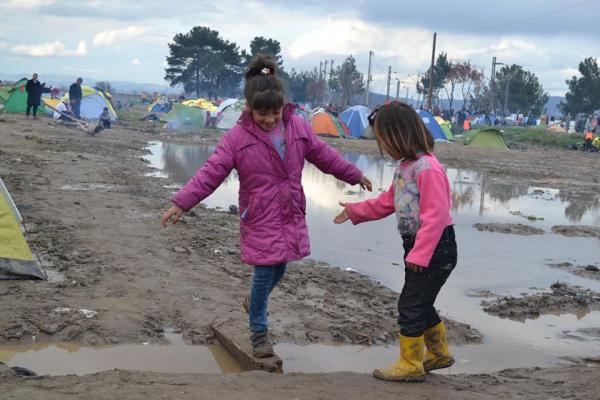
[[0, 73, 182, 95]]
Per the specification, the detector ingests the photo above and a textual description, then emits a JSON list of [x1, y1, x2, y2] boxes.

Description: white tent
[[63, 86, 117, 121], [216, 100, 246, 130]]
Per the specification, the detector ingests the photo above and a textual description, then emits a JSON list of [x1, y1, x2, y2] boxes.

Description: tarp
[[0, 178, 46, 280], [311, 112, 349, 138], [434, 116, 454, 140], [63, 86, 117, 121], [1, 78, 46, 114], [466, 128, 508, 149], [339, 105, 372, 138], [182, 98, 218, 113], [216, 100, 246, 130], [161, 102, 207, 129], [417, 110, 447, 142]]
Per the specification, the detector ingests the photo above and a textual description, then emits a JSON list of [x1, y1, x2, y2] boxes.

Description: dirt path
[[2, 363, 600, 400]]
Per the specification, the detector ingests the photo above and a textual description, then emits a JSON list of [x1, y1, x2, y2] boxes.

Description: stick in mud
[[42, 100, 100, 135]]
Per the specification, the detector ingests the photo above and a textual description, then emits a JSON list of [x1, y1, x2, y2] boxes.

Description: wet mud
[[551, 225, 600, 239], [482, 282, 600, 322], [474, 223, 545, 235], [548, 262, 600, 281]]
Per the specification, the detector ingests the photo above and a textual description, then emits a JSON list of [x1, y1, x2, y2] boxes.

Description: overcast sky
[[0, 0, 598, 96]]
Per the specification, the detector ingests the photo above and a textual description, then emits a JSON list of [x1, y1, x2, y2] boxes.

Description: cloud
[[93, 26, 148, 47], [132, 57, 141, 66], [3, 0, 55, 8], [10, 41, 87, 57]]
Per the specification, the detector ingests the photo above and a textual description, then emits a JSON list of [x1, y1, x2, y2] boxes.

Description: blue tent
[[417, 110, 448, 142], [340, 105, 372, 138]]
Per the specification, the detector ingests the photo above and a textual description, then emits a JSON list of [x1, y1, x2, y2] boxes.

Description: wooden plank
[[211, 319, 283, 373]]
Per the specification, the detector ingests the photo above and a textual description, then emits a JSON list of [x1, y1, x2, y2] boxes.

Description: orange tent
[[310, 112, 349, 138]]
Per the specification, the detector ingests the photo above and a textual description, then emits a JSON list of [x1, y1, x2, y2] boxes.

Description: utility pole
[[396, 79, 400, 99], [319, 61, 323, 81], [328, 59, 334, 104], [504, 80, 510, 115], [405, 85, 409, 102], [386, 66, 392, 100], [427, 32, 437, 111], [365, 51, 373, 106]]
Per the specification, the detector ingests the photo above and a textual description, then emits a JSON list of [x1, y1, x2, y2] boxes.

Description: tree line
[[164, 26, 600, 116]]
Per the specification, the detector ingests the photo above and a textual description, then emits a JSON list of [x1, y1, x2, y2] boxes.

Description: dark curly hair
[[244, 53, 285, 111]]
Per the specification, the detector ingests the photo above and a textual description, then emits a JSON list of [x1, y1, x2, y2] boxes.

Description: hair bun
[[245, 53, 278, 80]]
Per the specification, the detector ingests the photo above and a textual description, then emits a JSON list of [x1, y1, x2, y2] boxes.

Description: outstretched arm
[[171, 135, 235, 212], [340, 183, 395, 224]]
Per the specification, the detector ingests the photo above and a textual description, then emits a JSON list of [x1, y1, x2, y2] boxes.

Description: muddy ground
[[548, 262, 600, 281], [481, 282, 600, 321], [1, 114, 600, 398], [473, 223, 545, 236]]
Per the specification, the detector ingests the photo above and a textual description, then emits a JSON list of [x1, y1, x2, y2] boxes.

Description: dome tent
[[216, 100, 246, 130], [63, 86, 117, 121], [311, 112, 349, 138], [417, 110, 447, 142], [434, 116, 454, 140], [0, 78, 46, 114], [466, 127, 507, 149], [339, 105, 372, 138]]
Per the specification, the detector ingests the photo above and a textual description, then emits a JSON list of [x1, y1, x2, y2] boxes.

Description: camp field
[[1, 112, 600, 399]]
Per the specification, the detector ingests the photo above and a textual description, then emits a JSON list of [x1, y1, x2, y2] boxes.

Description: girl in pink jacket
[[335, 102, 456, 382], [161, 54, 372, 358]]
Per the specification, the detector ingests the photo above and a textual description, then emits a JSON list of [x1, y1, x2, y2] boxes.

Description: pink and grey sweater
[[345, 153, 453, 267]]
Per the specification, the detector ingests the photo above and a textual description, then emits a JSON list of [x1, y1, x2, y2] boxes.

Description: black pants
[[101, 120, 111, 129], [584, 139, 593, 151], [26, 104, 38, 116], [398, 226, 457, 337]]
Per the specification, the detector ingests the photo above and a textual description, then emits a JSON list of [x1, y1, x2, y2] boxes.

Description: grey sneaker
[[251, 330, 274, 358]]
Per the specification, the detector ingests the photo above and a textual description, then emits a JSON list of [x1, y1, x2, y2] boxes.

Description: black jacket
[[25, 80, 50, 106], [69, 83, 82, 101]]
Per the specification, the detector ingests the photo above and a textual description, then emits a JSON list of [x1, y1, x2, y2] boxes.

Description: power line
[[452, 0, 597, 35]]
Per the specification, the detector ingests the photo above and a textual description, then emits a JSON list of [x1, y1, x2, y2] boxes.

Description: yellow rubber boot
[[423, 321, 455, 371], [373, 334, 425, 382]]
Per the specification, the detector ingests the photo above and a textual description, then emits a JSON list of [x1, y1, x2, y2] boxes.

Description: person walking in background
[[463, 117, 471, 133], [69, 77, 83, 119], [25, 73, 51, 119]]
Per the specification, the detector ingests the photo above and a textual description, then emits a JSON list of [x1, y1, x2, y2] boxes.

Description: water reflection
[[146, 141, 600, 226]]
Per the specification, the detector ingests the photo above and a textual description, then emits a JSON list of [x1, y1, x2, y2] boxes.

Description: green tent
[[161, 102, 206, 129], [0, 78, 46, 114], [0, 178, 46, 280], [466, 128, 507, 149]]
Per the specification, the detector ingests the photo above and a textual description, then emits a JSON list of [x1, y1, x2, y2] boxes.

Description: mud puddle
[[0, 330, 244, 376], [145, 141, 600, 371]]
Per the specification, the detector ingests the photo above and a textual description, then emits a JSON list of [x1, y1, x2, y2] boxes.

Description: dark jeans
[[249, 263, 287, 332], [398, 226, 457, 337], [584, 139, 593, 151], [26, 104, 38, 116], [71, 100, 81, 118], [101, 119, 111, 129]]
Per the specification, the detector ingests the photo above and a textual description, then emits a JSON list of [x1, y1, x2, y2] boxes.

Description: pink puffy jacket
[[172, 104, 363, 266]]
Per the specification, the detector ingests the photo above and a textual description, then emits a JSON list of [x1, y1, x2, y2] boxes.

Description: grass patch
[[498, 126, 584, 149]]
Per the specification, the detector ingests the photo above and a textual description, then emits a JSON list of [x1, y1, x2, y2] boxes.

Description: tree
[[442, 61, 483, 111], [287, 68, 318, 103], [330, 55, 364, 107], [560, 57, 600, 115], [242, 36, 284, 68], [495, 65, 548, 116], [164, 26, 243, 99], [417, 52, 451, 108]]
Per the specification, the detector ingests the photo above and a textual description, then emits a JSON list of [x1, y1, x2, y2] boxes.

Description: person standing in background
[[25, 73, 51, 119], [69, 77, 83, 118]]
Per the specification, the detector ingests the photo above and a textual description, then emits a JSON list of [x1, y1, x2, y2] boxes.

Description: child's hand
[[406, 262, 426, 273], [359, 176, 373, 192], [161, 206, 184, 227], [334, 202, 350, 224]]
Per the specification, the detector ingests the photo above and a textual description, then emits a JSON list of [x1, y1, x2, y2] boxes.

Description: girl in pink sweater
[[162, 55, 372, 358], [335, 102, 456, 382]]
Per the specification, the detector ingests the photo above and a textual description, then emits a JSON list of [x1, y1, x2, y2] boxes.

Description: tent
[[0, 178, 46, 280], [434, 116, 454, 140], [339, 105, 372, 138], [417, 110, 447, 142], [182, 98, 218, 113], [361, 126, 375, 139], [0, 78, 46, 114], [311, 112, 349, 138], [466, 128, 508, 149], [147, 96, 171, 113], [161, 102, 207, 129], [216, 98, 238, 113], [216, 100, 246, 130], [63, 86, 117, 121]]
